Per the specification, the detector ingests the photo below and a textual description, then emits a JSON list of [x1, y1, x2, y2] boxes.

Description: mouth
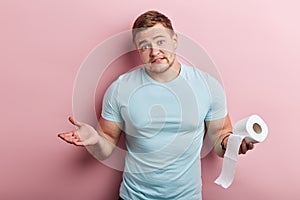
[[151, 57, 165, 64]]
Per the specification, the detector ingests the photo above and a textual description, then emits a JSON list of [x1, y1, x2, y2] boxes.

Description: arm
[[205, 115, 233, 157], [58, 116, 122, 160], [205, 114, 255, 157]]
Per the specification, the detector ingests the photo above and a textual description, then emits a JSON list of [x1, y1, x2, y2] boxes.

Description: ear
[[172, 33, 178, 49]]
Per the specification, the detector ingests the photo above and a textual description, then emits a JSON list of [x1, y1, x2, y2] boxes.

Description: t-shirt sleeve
[[204, 74, 228, 121], [101, 80, 124, 123]]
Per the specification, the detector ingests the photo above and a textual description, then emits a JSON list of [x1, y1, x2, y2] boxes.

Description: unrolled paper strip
[[214, 114, 268, 188]]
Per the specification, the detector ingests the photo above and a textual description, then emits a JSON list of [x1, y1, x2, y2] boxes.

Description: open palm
[[58, 117, 100, 146]]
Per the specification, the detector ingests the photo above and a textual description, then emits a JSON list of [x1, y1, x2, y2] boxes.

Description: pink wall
[[1, 0, 299, 199]]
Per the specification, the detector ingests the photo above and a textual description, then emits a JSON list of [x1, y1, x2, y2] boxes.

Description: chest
[[118, 81, 210, 136]]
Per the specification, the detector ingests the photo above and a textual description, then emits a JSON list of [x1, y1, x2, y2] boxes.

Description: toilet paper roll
[[214, 114, 268, 188]]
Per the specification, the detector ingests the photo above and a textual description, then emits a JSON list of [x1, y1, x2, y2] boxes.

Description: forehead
[[134, 23, 173, 43]]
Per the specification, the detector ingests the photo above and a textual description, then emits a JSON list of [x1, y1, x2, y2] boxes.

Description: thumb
[[68, 116, 84, 127]]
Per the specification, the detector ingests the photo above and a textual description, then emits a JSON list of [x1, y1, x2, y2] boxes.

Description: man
[[58, 10, 254, 200]]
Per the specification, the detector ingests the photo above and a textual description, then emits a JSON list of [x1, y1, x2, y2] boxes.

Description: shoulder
[[106, 67, 144, 93], [107, 67, 143, 87], [117, 67, 143, 82], [180, 64, 224, 95], [182, 64, 221, 83], [181, 64, 209, 80]]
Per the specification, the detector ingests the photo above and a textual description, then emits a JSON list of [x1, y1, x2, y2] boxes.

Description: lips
[[151, 57, 165, 63]]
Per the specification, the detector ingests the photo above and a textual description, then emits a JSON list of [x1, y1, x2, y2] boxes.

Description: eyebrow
[[153, 35, 166, 40], [138, 40, 147, 47]]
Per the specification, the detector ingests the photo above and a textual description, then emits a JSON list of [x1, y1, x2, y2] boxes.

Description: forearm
[[206, 115, 233, 157], [214, 132, 231, 157], [84, 117, 122, 161], [85, 134, 117, 161]]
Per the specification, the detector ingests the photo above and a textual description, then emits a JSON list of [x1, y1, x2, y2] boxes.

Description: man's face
[[134, 23, 178, 74]]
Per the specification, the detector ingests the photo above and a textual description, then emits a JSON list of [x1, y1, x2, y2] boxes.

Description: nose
[[150, 47, 160, 57]]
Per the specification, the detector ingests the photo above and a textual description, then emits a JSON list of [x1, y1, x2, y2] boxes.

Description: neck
[[145, 59, 181, 83]]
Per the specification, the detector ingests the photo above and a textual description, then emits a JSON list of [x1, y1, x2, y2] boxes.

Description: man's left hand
[[239, 139, 255, 154]]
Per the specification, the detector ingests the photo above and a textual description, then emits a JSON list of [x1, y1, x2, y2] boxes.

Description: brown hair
[[132, 10, 174, 42]]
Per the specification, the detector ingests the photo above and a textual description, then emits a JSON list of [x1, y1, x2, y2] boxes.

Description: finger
[[248, 142, 255, 150], [58, 134, 74, 144], [73, 141, 84, 146], [68, 116, 83, 127], [58, 132, 73, 140], [72, 138, 84, 146], [240, 140, 247, 154], [58, 131, 79, 144], [73, 134, 81, 140]]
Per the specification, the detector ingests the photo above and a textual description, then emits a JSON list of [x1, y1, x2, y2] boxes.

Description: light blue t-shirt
[[102, 64, 227, 200]]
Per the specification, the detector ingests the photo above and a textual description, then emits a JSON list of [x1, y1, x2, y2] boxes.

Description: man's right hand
[[58, 116, 100, 146]]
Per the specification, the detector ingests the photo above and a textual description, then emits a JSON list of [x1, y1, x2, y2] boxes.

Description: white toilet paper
[[214, 114, 268, 188]]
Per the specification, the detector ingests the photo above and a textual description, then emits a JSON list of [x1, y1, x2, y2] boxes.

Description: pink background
[[1, 0, 299, 199]]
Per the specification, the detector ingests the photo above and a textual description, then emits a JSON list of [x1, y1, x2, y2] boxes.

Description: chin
[[149, 64, 170, 73]]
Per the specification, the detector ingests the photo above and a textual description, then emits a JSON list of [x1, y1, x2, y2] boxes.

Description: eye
[[140, 44, 151, 51], [157, 40, 165, 46]]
